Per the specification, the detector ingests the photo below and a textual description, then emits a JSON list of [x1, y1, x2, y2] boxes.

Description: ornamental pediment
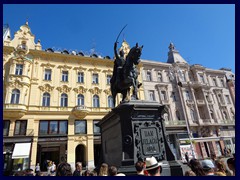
[[9, 79, 24, 88], [58, 64, 72, 70], [39, 84, 55, 92], [89, 87, 102, 94], [73, 86, 87, 94], [73, 66, 87, 71], [102, 69, 113, 74], [56, 85, 72, 93], [40, 62, 55, 68], [88, 67, 101, 73], [103, 89, 111, 95]]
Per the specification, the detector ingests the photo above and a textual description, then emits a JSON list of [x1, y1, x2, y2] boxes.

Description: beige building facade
[[3, 22, 144, 174], [141, 43, 235, 161]]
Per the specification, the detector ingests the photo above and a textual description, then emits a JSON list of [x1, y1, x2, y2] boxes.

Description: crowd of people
[[12, 153, 235, 176]]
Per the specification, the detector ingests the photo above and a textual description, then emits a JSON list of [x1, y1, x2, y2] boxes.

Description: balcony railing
[[197, 99, 205, 106], [164, 120, 186, 126]]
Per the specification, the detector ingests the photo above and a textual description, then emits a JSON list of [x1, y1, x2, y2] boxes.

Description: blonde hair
[[99, 163, 108, 176]]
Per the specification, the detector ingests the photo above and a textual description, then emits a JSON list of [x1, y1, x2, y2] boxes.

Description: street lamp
[[169, 64, 196, 159]]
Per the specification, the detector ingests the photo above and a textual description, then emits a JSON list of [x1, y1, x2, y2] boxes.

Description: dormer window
[[21, 41, 27, 50]]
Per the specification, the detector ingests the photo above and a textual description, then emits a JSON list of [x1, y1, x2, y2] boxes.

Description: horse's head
[[127, 43, 143, 65]]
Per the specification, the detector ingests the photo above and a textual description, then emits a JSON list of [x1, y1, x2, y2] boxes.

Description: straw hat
[[145, 156, 162, 170]]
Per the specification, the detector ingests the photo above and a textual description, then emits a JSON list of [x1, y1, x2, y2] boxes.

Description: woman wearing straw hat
[[145, 156, 162, 176]]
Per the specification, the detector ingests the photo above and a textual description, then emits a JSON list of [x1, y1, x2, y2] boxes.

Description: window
[[176, 110, 181, 120], [59, 121, 68, 134], [157, 72, 162, 82], [225, 95, 231, 104], [75, 120, 87, 134], [39, 121, 68, 135], [108, 96, 114, 108], [178, 70, 186, 82], [14, 120, 27, 135], [11, 89, 20, 104], [62, 71, 68, 82], [50, 121, 58, 134], [220, 79, 225, 87], [93, 95, 100, 107], [107, 75, 112, 85], [146, 71, 152, 81], [92, 74, 99, 84], [218, 94, 224, 104], [210, 110, 214, 119], [230, 108, 235, 119], [3, 121, 10, 136], [149, 90, 155, 101], [185, 90, 191, 100], [44, 69, 52, 80], [42, 92, 50, 107], [39, 121, 48, 135], [160, 91, 167, 101], [77, 72, 84, 83], [199, 74, 205, 83], [93, 120, 101, 135], [61, 93, 68, 107], [15, 64, 23, 75], [223, 111, 228, 120], [77, 94, 84, 106], [171, 92, 177, 102], [190, 109, 196, 121], [212, 78, 217, 86], [163, 113, 169, 121]]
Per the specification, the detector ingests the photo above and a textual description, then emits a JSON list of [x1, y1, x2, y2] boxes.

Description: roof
[[167, 43, 187, 64]]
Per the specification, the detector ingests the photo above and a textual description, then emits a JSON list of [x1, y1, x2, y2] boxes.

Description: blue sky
[[3, 4, 235, 72]]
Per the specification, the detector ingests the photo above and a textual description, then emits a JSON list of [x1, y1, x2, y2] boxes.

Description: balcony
[[188, 81, 208, 88], [221, 119, 235, 125], [186, 99, 194, 106], [164, 120, 186, 127], [197, 99, 205, 106], [3, 104, 27, 118], [72, 105, 90, 119]]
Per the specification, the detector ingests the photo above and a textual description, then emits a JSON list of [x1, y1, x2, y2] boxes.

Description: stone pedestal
[[97, 100, 184, 176]]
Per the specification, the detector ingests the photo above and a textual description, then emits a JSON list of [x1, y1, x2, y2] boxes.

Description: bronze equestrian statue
[[110, 41, 143, 107]]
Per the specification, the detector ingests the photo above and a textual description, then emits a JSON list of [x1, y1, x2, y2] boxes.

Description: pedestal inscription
[[140, 128, 160, 155]]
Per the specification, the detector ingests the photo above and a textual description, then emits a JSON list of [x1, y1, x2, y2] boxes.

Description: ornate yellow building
[[3, 22, 144, 174]]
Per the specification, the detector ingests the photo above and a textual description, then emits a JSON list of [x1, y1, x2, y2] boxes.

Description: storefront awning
[[12, 143, 31, 159]]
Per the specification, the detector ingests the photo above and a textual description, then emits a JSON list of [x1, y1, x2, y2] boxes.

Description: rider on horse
[[110, 42, 126, 84]]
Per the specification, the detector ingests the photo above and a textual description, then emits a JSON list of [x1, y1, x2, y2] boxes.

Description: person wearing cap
[[145, 156, 162, 176], [201, 159, 217, 176]]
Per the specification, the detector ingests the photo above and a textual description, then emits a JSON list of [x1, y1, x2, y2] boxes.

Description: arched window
[[61, 93, 68, 107], [42, 92, 50, 107], [176, 110, 181, 120], [93, 95, 100, 108], [11, 89, 20, 104], [77, 94, 84, 106], [108, 96, 114, 108]]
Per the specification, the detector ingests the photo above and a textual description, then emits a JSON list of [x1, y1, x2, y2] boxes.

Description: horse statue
[[110, 42, 143, 107]]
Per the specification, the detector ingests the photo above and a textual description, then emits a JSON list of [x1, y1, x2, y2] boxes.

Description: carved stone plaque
[[140, 128, 160, 155]]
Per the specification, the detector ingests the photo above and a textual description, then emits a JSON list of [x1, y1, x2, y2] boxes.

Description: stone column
[[67, 117, 75, 170], [87, 120, 95, 169]]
